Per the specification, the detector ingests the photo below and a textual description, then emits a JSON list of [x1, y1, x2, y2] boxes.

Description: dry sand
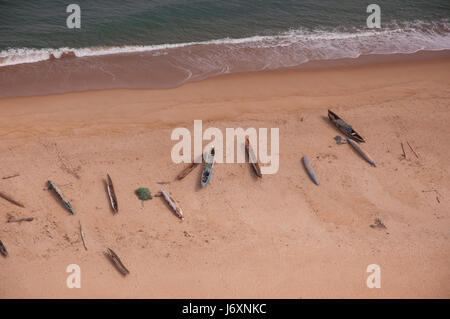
[[0, 57, 449, 298]]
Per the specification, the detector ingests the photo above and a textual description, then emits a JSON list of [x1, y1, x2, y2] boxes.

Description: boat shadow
[[321, 115, 339, 134]]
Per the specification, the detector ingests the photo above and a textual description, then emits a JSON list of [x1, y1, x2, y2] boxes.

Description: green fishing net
[[135, 188, 152, 200]]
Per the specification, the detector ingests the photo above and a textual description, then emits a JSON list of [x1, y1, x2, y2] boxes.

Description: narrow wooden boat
[[245, 138, 262, 178], [106, 174, 118, 214], [104, 248, 129, 276], [328, 110, 365, 143], [201, 146, 215, 187], [79, 221, 88, 251], [347, 138, 376, 167], [47, 180, 75, 214], [160, 189, 184, 220], [0, 240, 8, 257], [177, 162, 200, 180], [302, 156, 319, 185]]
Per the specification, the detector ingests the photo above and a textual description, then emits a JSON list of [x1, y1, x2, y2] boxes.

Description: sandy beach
[[0, 56, 449, 298]]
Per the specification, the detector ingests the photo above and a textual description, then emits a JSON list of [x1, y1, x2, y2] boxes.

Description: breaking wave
[[1, 20, 449, 68]]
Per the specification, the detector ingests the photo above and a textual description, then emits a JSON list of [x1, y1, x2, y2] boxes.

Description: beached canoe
[[177, 162, 200, 180], [201, 146, 215, 187], [347, 138, 376, 167], [0, 240, 8, 257], [302, 156, 319, 185], [160, 189, 184, 220], [47, 180, 75, 214], [104, 248, 129, 276], [245, 138, 262, 178], [328, 110, 365, 143], [106, 174, 118, 214]]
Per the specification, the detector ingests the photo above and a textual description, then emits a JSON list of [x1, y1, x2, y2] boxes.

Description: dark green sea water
[[1, 0, 449, 50], [0, 1, 448, 96]]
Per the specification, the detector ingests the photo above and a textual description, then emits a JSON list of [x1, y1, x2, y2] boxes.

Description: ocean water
[[0, 0, 449, 96]]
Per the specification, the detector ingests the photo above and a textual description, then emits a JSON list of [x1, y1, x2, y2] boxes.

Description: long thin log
[[2, 173, 19, 180], [7, 217, 33, 223], [406, 141, 419, 159], [0, 191, 25, 208], [400, 142, 406, 159]]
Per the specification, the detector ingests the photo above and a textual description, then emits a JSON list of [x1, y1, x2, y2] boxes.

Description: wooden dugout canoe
[[328, 110, 365, 143]]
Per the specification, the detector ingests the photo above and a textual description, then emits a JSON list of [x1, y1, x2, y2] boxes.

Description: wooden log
[[406, 141, 419, 159], [0, 191, 25, 208], [7, 217, 33, 223], [2, 173, 19, 180]]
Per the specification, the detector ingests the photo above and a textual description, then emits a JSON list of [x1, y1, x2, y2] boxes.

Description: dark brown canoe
[[0, 240, 8, 257], [104, 248, 129, 276], [328, 110, 365, 143], [177, 162, 200, 180], [245, 138, 262, 178], [106, 174, 118, 214]]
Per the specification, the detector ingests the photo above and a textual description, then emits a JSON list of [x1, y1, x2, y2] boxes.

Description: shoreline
[[0, 57, 449, 298], [1, 49, 449, 99]]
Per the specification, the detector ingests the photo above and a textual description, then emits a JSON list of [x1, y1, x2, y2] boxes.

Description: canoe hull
[[106, 174, 118, 214], [160, 189, 184, 220], [347, 138, 376, 167], [201, 147, 215, 187], [328, 110, 365, 143], [47, 180, 74, 215], [245, 138, 262, 178], [302, 156, 319, 185]]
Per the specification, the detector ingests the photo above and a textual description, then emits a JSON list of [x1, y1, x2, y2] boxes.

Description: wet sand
[[0, 57, 449, 298]]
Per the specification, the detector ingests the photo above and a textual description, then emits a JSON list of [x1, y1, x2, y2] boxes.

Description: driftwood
[[79, 221, 87, 251], [0, 240, 8, 257], [177, 162, 200, 180], [400, 142, 406, 159], [2, 173, 19, 180], [7, 217, 33, 223], [406, 141, 419, 159], [156, 181, 171, 185], [104, 248, 129, 276], [106, 174, 118, 214], [422, 189, 441, 204], [0, 191, 25, 208]]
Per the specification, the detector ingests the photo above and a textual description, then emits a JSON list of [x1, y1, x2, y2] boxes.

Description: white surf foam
[[1, 20, 449, 67]]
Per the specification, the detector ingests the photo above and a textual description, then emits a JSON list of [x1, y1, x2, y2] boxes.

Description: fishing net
[[135, 188, 152, 200]]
